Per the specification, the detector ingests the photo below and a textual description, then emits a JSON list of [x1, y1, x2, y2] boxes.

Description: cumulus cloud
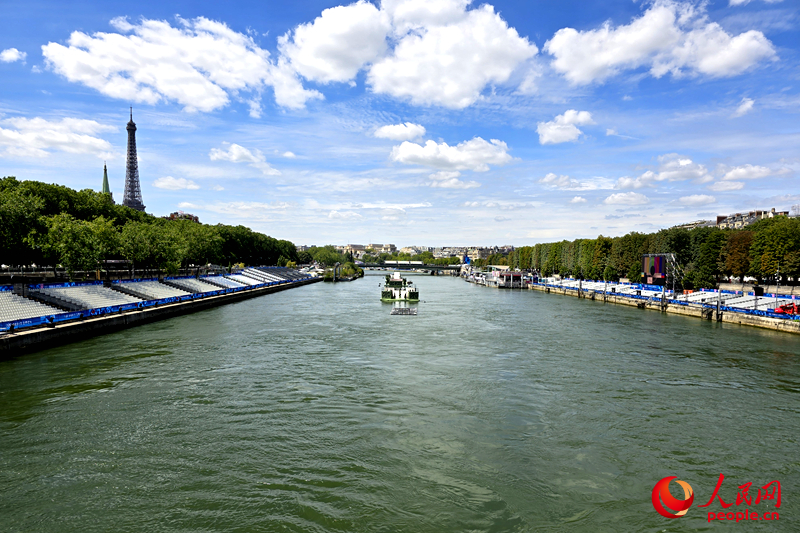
[[390, 136, 511, 171], [679, 194, 716, 205], [153, 176, 200, 190], [603, 192, 650, 205], [427, 170, 480, 189], [721, 164, 788, 180], [733, 97, 754, 117], [279, 1, 389, 83], [367, 2, 537, 108], [708, 180, 744, 191], [374, 122, 426, 141], [0, 48, 26, 63], [42, 16, 323, 112], [0, 116, 114, 158], [570, 196, 587, 203], [544, 1, 777, 85], [615, 153, 711, 189], [539, 173, 581, 189], [209, 142, 280, 176], [536, 110, 594, 145], [282, 151, 296, 158]]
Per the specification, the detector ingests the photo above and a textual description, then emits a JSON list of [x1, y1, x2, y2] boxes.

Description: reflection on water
[[1, 272, 798, 531]]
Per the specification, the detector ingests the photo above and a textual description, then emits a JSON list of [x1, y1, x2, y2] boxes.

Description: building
[[674, 220, 714, 230], [122, 108, 146, 212], [367, 243, 396, 253], [101, 163, 113, 203], [716, 208, 788, 229], [166, 211, 199, 223], [343, 244, 366, 257]]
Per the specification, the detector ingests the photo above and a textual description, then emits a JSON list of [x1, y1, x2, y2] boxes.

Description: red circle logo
[[652, 476, 694, 518]]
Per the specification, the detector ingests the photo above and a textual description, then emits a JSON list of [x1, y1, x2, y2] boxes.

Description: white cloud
[[729, 0, 783, 6], [374, 122, 426, 141], [615, 154, 711, 189], [154, 176, 200, 190], [212, 185, 225, 191], [42, 17, 322, 111], [721, 164, 788, 180], [544, 1, 777, 85], [282, 151, 296, 158], [708, 180, 744, 191], [390, 136, 511, 171], [733, 97, 754, 117], [539, 173, 580, 189], [0, 48, 26, 63], [366, 2, 537, 108], [328, 210, 364, 219], [209, 142, 280, 176], [606, 128, 617, 136], [428, 170, 480, 189], [678, 194, 716, 206], [604, 192, 650, 205], [278, 1, 389, 83], [570, 196, 587, 203], [0, 116, 114, 158], [536, 110, 594, 145]]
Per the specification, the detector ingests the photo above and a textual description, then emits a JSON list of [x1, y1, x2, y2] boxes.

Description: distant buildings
[[675, 207, 791, 230], [716, 208, 789, 229], [166, 211, 199, 223]]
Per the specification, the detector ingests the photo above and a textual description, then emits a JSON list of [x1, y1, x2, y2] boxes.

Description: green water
[[1, 273, 798, 532]]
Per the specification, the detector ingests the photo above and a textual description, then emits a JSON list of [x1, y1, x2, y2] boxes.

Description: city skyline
[[1, 0, 798, 246]]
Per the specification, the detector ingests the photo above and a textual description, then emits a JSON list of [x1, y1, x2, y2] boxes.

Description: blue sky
[[1, 0, 798, 247]]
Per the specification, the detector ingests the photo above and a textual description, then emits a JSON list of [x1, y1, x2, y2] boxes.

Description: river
[[1, 272, 798, 531]]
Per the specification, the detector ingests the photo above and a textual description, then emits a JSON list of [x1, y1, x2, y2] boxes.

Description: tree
[[719, 230, 753, 280]]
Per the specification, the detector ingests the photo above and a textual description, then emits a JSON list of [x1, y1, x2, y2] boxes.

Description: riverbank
[[0, 277, 321, 357], [529, 282, 800, 335]]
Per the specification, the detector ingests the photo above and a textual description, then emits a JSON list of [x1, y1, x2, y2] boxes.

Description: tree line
[[495, 219, 798, 289], [0, 177, 298, 278]]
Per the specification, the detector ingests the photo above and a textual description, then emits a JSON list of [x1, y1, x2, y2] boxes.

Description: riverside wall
[[529, 283, 800, 336], [0, 277, 322, 358]]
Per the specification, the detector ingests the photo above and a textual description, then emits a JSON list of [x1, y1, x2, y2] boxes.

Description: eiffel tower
[[123, 107, 146, 211]]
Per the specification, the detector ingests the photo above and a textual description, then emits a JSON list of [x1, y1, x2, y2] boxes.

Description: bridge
[[363, 261, 463, 271]]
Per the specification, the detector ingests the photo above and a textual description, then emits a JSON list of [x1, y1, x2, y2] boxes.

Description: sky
[[0, 0, 798, 247]]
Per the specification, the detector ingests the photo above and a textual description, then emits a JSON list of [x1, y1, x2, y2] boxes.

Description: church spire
[[102, 162, 110, 194]]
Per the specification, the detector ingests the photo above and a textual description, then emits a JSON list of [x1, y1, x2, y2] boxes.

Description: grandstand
[[203, 276, 246, 289], [1, 268, 315, 332], [32, 285, 141, 310], [165, 278, 222, 294], [120, 281, 190, 300], [0, 292, 61, 322]]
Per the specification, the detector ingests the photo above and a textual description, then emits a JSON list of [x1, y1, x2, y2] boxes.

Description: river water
[[1, 273, 798, 532]]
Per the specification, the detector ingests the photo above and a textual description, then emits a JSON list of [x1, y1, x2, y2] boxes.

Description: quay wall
[[0, 277, 322, 358], [528, 283, 800, 336]]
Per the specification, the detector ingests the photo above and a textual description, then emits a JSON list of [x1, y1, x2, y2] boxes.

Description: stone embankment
[[0, 277, 321, 357], [529, 283, 800, 336]]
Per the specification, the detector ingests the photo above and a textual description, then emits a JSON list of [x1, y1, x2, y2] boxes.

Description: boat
[[381, 272, 419, 302]]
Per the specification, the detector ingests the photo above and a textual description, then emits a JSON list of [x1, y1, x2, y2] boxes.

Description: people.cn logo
[[652, 476, 695, 518]]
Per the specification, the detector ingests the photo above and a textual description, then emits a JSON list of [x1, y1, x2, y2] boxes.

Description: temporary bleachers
[[226, 274, 260, 286], [34, 285, 141, 310], [0, 292, 62, 322], [204, 276, 246, 289], [166, 278, 221, 294], [123, 281, 189, 300]]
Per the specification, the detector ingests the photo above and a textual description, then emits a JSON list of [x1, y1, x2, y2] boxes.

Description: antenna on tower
[[130, 106, 132, 120]]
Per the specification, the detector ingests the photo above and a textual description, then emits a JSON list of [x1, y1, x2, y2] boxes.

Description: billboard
[[642, 255, 667, 279]]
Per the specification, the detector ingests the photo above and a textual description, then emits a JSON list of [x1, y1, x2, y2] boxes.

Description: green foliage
[[508, 218, 800, 288], [307, 245, 346, 266], [1, 177, 298, 278]]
